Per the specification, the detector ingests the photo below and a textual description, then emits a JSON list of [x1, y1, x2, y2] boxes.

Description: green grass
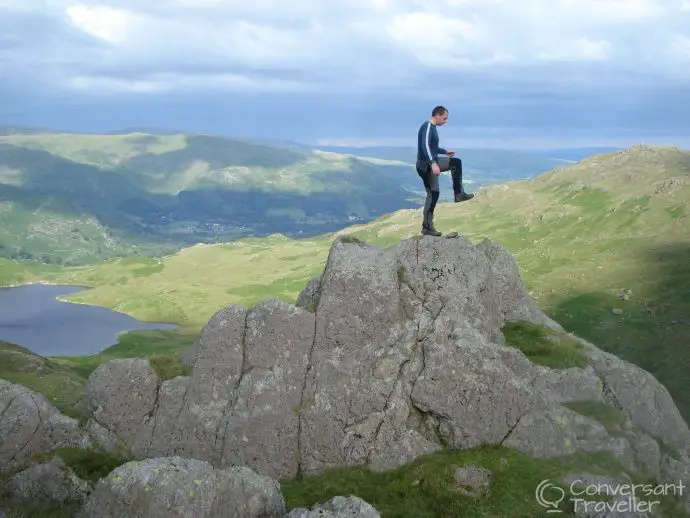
[[51, 327, 198, 378], [279, 446, 687, 517], [0, 329, 196, 420], [148, 353, 192, 380], [27, 446, 132, 483], [0, 446, 132, 518], [563, 401, 628, 433], [0, 341, 87, 417], [501, 321, 590, 369], [3, 444, 686, 517]]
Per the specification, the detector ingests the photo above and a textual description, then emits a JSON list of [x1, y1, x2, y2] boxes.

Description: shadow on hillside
[[122, 134, 305, 170], [547, 242, 690, 423]]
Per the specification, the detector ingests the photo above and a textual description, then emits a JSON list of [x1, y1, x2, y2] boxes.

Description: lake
[[0, 284, 177, 357]]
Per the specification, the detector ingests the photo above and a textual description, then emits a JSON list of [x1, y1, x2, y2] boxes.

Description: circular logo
[[535, 479, 566, 513]]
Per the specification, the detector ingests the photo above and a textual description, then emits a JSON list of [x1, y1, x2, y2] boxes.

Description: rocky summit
[[1, 234, 689, 517]]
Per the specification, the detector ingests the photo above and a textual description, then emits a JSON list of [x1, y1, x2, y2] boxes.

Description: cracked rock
[[71, 235, 690, 487], [77, 456, 285, 518], [0, 379, 90, 474], [286, 496, 380, 517], [6, 456, 90, 506]]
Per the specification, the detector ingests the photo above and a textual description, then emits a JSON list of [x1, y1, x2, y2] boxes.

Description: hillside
[[1, 144, 689, 424], [0, 131, 417, 264], [314, 145, 620, 196]]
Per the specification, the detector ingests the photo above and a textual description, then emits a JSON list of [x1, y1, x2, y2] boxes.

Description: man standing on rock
[[416, 105, 474, 236]]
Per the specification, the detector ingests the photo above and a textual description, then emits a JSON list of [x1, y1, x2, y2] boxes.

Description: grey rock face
[[295, 275, 322, 312], [286, 496, 380, 517], [75, 235, 690, 489], [0, 379, 89, 474], [77, 456, 285, 518], [475, 238, 562, 330], [659, 454, 690, 512], [586, 346, 690, 455], [79, 358, 159, 458], [6, 456, 90, 505]]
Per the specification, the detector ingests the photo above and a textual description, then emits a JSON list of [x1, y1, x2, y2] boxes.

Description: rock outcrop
[[287, 496, 380, 517], [6, 457, 90, 506], [76, 235, 690, 490], [0, 379, 90, 474], [77, 456, 286, 518], [2, 234, 690, 516]]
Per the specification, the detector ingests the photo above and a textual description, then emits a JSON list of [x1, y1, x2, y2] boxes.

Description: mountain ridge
[[0, 132, 420, 264]]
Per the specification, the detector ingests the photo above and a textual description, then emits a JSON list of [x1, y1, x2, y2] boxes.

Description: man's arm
[[423, 122, 437, 163], [438, 147, 447, 155]]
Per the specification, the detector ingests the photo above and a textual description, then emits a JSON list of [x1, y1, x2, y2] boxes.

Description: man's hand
[[431, 162, 441, 176], [446, 150, 456, 157]]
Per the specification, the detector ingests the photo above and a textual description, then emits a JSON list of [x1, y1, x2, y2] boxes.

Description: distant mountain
[[0, 131, 416, 265], [528, 147, 623, 161], [0, 125, 61, 136], [311, 145, 615, 198], [0, 126, 627, 265]]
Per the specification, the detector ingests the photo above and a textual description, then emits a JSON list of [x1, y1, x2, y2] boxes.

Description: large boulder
[[77, 456, 285, 518], [0, 379, 90, 474], [287, 496, 380, 517], [77, 235, 690, 493], [5, 456, 90, 506]]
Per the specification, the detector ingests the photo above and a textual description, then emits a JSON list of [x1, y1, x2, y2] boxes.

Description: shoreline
[[0, 280, 93, 289], [0, 280, 182, 328]]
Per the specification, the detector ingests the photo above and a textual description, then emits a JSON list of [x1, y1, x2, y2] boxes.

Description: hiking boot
[[422, 227, 442, 236], [454, 192, 474, 202], [421, 222, 442, 236]]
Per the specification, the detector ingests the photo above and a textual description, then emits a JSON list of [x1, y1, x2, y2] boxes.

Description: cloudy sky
[[1, 0, 689, 148]]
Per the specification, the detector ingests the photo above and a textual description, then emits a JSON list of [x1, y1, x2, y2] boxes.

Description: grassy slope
[[4, 144, 681, 415], [0, 340, 86, 418], [1, 145, 689, 516]]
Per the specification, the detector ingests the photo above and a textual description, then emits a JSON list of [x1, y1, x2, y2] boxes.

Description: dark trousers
[[415, 157, 464, 228]]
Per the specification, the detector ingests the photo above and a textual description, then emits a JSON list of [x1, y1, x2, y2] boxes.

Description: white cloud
[[66, 4, 132, 44], [66, 72, 309, 93], [1, 0, 689, 95]]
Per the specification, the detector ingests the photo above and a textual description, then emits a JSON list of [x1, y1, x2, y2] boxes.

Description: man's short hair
[[432, 105, 448, 116]]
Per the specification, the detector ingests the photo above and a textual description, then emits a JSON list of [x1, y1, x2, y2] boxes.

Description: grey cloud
[[1, 85, 688, 149], [0, 8, 105, 51], [0, 0, 688, 147]]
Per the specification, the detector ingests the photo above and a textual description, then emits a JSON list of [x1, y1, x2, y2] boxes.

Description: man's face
[[433, 111, 448, 125]]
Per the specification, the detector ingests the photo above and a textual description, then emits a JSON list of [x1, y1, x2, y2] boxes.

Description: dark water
[[0, 284, 177, 357]]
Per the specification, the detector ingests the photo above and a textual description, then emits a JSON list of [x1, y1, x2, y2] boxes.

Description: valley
[[1, 140, 689, 518], [0, 131, 417, 265], [1, 143, 688, 425], [0, 128, 610, 266]]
